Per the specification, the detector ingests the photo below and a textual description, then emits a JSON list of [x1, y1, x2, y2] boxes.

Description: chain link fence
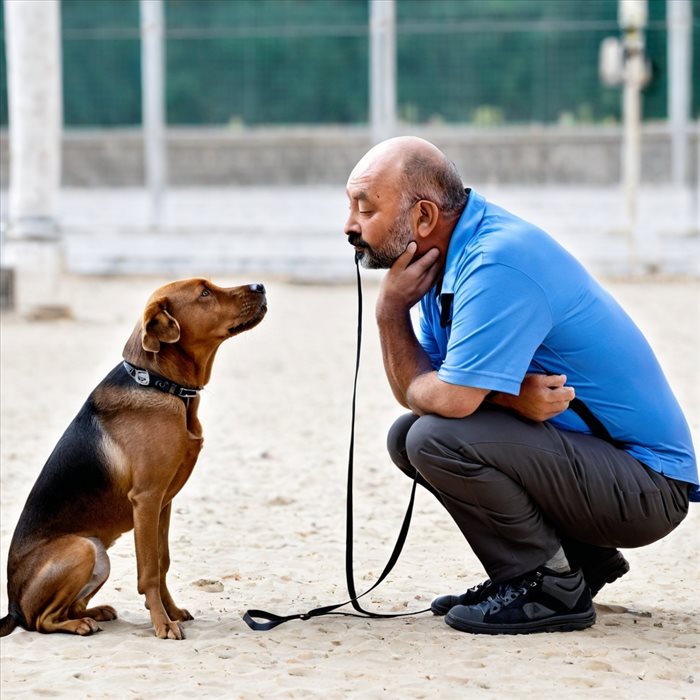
[[0, 0, 697, 127]]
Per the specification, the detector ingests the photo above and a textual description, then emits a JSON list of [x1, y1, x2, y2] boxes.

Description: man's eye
[[201, 289, 211, 297], [359, 209, 373, 215]]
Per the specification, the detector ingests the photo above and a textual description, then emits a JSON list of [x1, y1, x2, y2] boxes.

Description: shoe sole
[[444, 608, 596, 635]]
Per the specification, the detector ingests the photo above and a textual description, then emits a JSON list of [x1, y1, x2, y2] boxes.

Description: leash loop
[[242, 254, 430, 631]]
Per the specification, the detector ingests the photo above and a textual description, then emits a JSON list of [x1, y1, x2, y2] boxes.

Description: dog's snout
[[249, 283, 265, 294]]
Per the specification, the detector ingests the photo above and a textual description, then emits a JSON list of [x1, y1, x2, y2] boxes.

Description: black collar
[[122, 361, 200, 400]]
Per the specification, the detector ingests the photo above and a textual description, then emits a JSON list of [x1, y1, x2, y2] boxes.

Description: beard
[[350, 208, 414, 270]]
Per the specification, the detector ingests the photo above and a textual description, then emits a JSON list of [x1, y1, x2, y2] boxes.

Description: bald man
[[344, 137, 697, 635]]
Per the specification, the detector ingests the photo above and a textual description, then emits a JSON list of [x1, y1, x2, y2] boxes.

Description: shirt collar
[[435, 189, 486, 328], [440, 189, 487, 297]]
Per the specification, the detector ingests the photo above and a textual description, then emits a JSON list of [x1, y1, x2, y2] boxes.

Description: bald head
[[348, 137, 466, 216], [349, 136, 444, 178]]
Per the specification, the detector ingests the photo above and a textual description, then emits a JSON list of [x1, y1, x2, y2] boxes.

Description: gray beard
[[358, 212, 414, 270]]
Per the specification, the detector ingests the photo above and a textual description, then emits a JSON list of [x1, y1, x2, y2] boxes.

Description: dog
[[0, 278, 266, 640]]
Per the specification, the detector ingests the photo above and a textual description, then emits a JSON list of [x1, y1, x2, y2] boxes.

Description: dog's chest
[[164, 435, 203, 503]]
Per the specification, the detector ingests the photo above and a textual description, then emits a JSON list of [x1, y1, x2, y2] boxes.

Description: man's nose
[[344, 209, 358, 236]]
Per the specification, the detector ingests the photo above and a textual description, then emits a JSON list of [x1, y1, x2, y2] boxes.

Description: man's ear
[[141, 297, 180, 353], [414, 200, 440, 239]]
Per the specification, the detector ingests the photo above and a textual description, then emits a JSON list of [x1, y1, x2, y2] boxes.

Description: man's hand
[[491, 373, 575, 422], [376, 242, 441, 319]]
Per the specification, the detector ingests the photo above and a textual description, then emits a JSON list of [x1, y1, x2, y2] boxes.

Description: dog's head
[[140, 279, 267, 354]]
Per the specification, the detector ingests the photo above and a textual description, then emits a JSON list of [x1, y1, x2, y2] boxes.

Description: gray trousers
[[387, 406, 690, 583]]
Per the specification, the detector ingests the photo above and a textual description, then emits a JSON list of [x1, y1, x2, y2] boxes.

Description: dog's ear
[[141, 297, 180, 352]]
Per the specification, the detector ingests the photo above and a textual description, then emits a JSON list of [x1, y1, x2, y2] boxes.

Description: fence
[[0, 0, 697, 128]]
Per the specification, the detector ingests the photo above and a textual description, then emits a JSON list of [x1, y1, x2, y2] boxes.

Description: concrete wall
[[0, 124, 697, 187]]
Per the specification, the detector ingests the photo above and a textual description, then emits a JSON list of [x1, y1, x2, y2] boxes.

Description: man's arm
[[376, 243, 488, 418], [488, 373, 575, 421], [377, 245, 571, 420], [376, 305, 488, 417]]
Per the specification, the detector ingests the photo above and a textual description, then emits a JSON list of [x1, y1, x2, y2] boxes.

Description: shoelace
[[477, 574, 540, 614]]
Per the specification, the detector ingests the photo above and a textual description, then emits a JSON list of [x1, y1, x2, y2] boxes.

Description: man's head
[[345, 136, 466, 269]]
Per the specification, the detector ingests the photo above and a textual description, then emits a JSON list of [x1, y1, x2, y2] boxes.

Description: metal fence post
[[370, 0, 396, 144], [668, 0, 692, 188], [141, 0, 167, 231]]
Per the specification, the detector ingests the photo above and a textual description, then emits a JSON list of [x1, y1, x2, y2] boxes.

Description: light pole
[[619, 0, 649, 266], [600, 1, 651, 270]]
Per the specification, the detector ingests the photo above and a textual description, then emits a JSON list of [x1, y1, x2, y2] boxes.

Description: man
[[344, 136, 697, 635]]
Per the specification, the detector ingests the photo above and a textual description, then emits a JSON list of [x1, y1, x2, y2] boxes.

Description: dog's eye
[[200, 289, 211, 297]]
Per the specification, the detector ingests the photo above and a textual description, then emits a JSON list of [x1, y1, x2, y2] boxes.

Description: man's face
[[344, 169, 415, 269]]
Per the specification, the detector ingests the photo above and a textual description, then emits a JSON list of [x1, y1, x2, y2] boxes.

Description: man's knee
[[404, 414, 456, 471], [395, 408, 517, 479], [404, 411, 502, 476], [386, 413, 420, 470], [388, 413, 453, 501], [406, 406, 541, 473]]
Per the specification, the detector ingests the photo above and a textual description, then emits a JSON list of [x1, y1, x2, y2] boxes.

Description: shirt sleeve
[[437, 262, 553, 394]]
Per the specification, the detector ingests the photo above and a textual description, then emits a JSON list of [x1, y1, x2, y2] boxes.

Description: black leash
[[569, 397, 621, 446], [243, 255, 431, 631]]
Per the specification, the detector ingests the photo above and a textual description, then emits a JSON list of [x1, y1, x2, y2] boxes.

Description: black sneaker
[[444, 568, 596, 635], [431, 578, 500, 616], [561, 540, 630, 598], [582, 551, 630, 598]]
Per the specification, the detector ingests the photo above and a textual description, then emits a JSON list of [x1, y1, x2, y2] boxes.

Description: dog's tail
[[0, 613, 19, 637], [1, 601, 29, 637]]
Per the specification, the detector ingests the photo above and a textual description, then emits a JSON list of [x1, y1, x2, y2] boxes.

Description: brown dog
[[0, 278, 266, 640]]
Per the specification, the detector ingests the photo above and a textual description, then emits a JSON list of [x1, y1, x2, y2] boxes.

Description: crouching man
[[344, 136, 697, 635]]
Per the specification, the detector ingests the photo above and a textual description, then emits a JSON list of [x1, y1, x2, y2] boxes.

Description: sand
[[1, 272, 698, 699]]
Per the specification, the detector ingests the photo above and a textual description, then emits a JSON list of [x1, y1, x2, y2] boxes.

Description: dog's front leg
[[129, 490, 185, 640], [157, 501, 193, 622]]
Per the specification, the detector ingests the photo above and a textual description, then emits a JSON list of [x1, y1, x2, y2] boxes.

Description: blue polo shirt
[[418, 190, 698, 499]]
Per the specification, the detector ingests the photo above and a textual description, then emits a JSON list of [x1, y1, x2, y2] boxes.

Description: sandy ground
[[0, 271, 698, 699]]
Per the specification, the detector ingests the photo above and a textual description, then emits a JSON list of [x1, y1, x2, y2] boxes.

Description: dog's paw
[[73, 617, 101, 636], [170, 607, 194, 622], [85, 605, 118, 621], [155, 621, 185, 640]]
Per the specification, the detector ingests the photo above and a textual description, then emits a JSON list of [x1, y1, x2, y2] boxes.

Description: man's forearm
[[373, 243, 485, 418], [377, 309, 434, 409], [377, 309, 487, 418]]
